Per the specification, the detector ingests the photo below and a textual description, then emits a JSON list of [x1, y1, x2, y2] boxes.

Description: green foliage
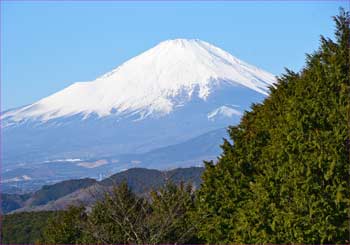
[[148, 182, 201, 244], [41, 182, 200, 244], [1, 211, 58, 244], [197, 9, 350, 244], [82, 182, 150, 244], [42, 206, 87, 244]]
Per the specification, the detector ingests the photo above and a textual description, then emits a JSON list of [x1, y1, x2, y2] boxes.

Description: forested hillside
[[1, 211, 59, 244]]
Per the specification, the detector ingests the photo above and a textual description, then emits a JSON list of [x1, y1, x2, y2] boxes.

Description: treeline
[[1, 182, 201, 244], [41, 182, 201, 244], [2, 9, 350, 244]]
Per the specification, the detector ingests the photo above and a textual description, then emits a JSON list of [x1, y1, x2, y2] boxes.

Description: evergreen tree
[[197, 9, 350, 243], [41, 181, 199, 244], [1, 211, 58, 244], [41, 206, 86, 244], [148, 182, 200, 244]]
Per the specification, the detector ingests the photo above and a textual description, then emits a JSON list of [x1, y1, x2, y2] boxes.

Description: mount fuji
[[2, 39, 276, 191]]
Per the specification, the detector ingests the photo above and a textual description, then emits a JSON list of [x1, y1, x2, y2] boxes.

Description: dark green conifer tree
[[197, 9, 350, 244]]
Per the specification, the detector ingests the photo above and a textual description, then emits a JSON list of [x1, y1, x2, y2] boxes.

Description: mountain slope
[[3, 39, 274, 123], [2, 128, 226, 193], [2, 39, 275, 187]]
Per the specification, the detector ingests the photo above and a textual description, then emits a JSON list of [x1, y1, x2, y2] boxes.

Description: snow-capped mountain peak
[[3, 39, 276, 123], [3, 39, 276, 181]]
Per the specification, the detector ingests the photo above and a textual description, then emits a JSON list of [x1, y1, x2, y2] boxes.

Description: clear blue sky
[[1, 1, 348, 111]]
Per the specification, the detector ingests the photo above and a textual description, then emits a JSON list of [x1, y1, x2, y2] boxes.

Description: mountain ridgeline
[[2, 39, 274, 191], [1, 167, 204, 214]]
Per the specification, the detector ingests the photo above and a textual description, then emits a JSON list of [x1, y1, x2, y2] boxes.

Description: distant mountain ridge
[[2, 128, 225, 193], [2, 167, 204, 214]]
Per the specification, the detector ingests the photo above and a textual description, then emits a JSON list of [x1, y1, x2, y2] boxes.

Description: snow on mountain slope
[[207, 105, 242, 121], [3, 39, 275, 124], [3, 39, 276, 187]]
